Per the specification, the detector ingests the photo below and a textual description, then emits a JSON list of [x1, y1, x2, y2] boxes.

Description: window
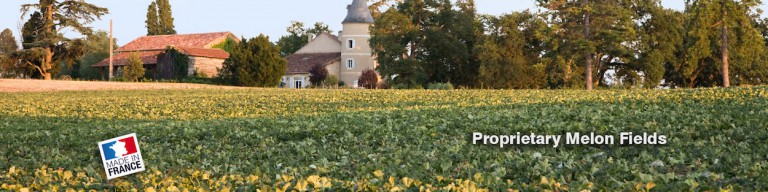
[[353, 80, 359, 88], [346, 59, 355, 69], [348, 39, 355, 49]]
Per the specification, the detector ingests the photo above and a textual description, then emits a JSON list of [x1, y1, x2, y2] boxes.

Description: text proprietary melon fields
[[472, 132, 668, 148]]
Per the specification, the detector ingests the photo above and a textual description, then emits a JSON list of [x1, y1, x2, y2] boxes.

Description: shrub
[[358, 69, 378, 89], [59, 75, 72, 81], [427, 82, 454, 90], [309, 64, 328, 87], [123, 52, 146, 82], [193, 68, 209, 78], [325, 75, 339, 88], [392, 83, 423, 89]]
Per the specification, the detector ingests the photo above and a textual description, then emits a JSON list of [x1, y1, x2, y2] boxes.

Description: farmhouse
[[94, 32, 237, 79], [283, 0, 378, 88]]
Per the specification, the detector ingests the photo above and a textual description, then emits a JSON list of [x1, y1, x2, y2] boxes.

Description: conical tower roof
[[343, 0, 374, 24]]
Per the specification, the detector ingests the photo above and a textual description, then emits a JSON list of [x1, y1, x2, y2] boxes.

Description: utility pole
[[109, 19, 114, 81], [584, 0, 592, 90]]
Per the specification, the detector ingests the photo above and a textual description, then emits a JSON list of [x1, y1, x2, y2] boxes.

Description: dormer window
[[348, 39, 355, 49]]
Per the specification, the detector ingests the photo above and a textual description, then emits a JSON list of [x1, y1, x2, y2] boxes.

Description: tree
[[12, 12, 45, 78], [308, 64, 328, 87], [358, 69, 379, 89], [680, 0, 764, 87], [636, 5, 685, 88], [277, 21, 306, 57], [0, 29, 18, 54], [219, 35, 286, 87], [78, 31, 116, 80], [276, 21, 332, 56], [368, 0, 396, 19], [156, 0, 176, 35], [371, 7, 422, 87], [370, 0, 480, 87], [123, 52, 145, 82], [583, 0, 592, 90], [146, 1, 160, 36], [476, 12, 547, 89], [536, 0, 637, 89], [16, 1, 108, 80], [0, 29, 20, 77], [57, 31, 115, 79]]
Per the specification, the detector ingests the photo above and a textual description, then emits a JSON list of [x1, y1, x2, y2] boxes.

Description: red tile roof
[[174, 47, 230, 59], [116, 32, 236, 52], [93, 51, 163, 67], [285, 52, 341, 74]]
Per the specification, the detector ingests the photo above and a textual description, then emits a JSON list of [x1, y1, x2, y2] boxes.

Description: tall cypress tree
[[145, 1, 160, 36], [0, 28, 20, 76], [0, 29, 18, 54], [157, 0, 176, 35]]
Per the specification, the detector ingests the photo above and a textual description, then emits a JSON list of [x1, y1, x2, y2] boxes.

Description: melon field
[[0, 87, 767, 191]]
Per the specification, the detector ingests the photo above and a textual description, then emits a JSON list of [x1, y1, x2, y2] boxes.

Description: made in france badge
[[98, 133, 146, 180]]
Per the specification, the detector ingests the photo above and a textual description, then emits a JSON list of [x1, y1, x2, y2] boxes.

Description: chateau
[[282, 0, 377, 88]]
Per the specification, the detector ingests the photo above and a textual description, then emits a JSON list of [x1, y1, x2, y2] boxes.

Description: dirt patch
[[0, 79, 241, 92]]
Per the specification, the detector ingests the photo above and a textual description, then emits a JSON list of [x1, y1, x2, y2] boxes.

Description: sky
[[0, 1, 743, 47]]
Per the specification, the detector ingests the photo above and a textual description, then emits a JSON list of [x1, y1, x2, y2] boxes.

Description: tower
[[339, 0, 376, 87]]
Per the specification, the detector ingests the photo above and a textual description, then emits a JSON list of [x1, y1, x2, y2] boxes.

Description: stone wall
[[188, 56, 225, 78]]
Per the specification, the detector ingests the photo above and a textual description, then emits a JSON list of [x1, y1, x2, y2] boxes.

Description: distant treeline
[[368, 0, 768, 89]]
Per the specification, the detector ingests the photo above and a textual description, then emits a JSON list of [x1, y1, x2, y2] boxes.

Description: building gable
[[295, 33, 342, 54]]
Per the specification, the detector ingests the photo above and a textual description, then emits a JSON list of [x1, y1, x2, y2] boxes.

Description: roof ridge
[[136, 31, 232, 38]]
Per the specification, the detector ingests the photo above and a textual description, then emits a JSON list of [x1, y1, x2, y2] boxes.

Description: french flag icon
[[101, 136, 138, 161]]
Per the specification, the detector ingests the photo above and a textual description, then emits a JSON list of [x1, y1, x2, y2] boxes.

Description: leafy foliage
[[426, 82, 454, 90], [122, 52, 145, 82], [309, 64, 328, 87], [218, 35, 286, 87], [276, 21, 332, 57], [13, 0, 108, 80], [358, 68, 379, 89], [0, 167, 500, 191], [0, 29, 20, 77], [211, 38, 237, 53], [55, 31, 115, 80], [145, 0, 175, 36], [0, 87, 766, 190], [165, 48, 189, 80], [371, 0, 480, 87], [145, 1, 160, 36], [477, 12, 547, 89], [0, 29, 17, 54], [157, 0, 176, 35], [369, 0, 768, 89], [325, 75, 340, 88], [677, 0, 766, 87]]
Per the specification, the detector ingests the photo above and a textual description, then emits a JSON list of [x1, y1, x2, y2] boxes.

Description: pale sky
[[0, 1, 748, 46]]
